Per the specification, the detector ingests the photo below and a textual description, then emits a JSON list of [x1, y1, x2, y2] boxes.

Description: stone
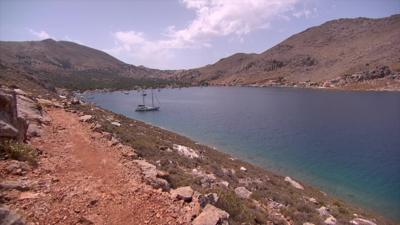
[[79, 115, 93, 122], [0, 207, 25, 225], [13, 89, 28, 96], [284, 176, 304, 190], [234, 186, 252, 199], [27, 123, 42, 138], [308, 197, 318, 204], [70, 97, 81, 105], [173, 144, 199, 159], [0, 181, 30, 191], [0, 120, 19, 139], [0, 88, 28, 141], [192, 204, 229, 225], [111, 121, 121, 127], [171, 186, 194, 202], [317, 206, 330, 217], [349, 218, 377, 225], [134, 160, 170, 190], [324, 216, 337, 225], [109, 137, 119, 146], [37, 98, 62, 108], [198, 193, 219, 208], [5, 160, 31, 175], [78, 216, 94, 225], [240, 166, 247, 172], [18, 192, 41, 200], [17, 95, 50, 125], [303, 223, 315, 225]]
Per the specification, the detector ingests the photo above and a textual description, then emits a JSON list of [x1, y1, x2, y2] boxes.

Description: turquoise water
[[83, 87, 400, 221]]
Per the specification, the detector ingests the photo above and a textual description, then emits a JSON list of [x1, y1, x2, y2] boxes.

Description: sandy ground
[[1, 108, 190, 225]]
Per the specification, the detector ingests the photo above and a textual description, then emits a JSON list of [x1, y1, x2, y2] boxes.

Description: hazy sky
[[1, 0, 399, 69]]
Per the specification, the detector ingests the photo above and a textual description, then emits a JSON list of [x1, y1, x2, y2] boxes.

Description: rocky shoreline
[[1, 86, 397, 225]]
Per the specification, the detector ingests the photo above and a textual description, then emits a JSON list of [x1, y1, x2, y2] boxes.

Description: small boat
[[135, 89, 160, 112]]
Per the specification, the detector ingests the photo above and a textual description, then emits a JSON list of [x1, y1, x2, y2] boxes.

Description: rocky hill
[[176, 14, 400, 90], [1, 15, 399, 91], [0, 39, 177, 90]]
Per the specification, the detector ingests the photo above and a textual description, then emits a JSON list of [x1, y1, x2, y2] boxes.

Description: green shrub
[[0, 140, 38, 165]]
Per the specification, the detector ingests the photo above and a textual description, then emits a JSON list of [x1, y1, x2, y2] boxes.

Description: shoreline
[[70, 97, 397, 224], [80, 87, 400, 222], [91, 102, 400, 222]]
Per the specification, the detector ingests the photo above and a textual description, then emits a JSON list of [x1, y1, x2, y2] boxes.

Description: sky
[[0, 0, 399, 69]]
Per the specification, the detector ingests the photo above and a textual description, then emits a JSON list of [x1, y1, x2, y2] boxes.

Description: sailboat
[[135, 89, 160, 112]]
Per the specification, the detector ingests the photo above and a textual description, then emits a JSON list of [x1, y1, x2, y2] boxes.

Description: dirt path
[[5, 108, 189, 225]]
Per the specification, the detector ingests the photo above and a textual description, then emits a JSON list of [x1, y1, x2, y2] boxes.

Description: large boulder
[[0, 207, 25, 225], [170, 186, 194, 202], [234, 186, 252, 199], [350, 218, 377, 225], [284, 176, 304, 190], [173, 144, 199, 159], [198, 193, 219, 208], [0, 88, 28, 142], [134, 160, 170, 191], [192, 204, 229, 225]]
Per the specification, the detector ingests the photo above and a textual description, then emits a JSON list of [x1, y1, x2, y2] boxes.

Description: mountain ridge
[[174, 14, 400, 90], [1, 14, 399, 91]]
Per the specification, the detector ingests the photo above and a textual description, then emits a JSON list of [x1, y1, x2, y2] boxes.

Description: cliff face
[[175, 14, 400, 89]]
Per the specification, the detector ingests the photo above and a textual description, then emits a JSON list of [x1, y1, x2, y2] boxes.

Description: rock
[[70, 97, 81, 105], [192, 204, 229, 225], [27, 123, 42, 138], [78, 216, 94, 225], [173, 144, 199, 159], [0, 181, 30, 191], [240, 166, 247, 172], [18, 192, 41, 200], [308, 197, 318, 204], [234, 186, 252, 199], [324, 216, 337, 225], [317, 206, 330, 217], [134, 160, 170, 190], [111, 121, 121, 127], [198, 193, 219, 208], [121, 151, 137, 160], [79, 115, 93, 122], [0, 88, 28, 141], [5, 160, 31, 175], [109, 137, 119, 146], [17, 95, 50, 125], [0, 120, 19, 139], [350, 218, 377, 225], [0, 207, 25, 225], [284, 176, 304, 190], [303, 223, 315, 225], [13, 89, 28, 96], [171, 186, 194, 202], [215, 180, 229, 187], [102, 132, 112, 140], [37, 98, 62, 108], [238, 177, 263, 186]]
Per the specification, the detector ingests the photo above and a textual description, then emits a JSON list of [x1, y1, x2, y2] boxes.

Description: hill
[[176, 14, 400, 90], [0, 39, 178, 90], [1, 15, 399, 91]]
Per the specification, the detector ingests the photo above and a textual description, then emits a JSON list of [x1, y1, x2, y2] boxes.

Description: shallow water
[[83, 86, 400, 220]]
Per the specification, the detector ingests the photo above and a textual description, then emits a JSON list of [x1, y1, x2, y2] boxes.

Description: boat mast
[[142, 91, 146, 105], [151, 89, 154, 107]]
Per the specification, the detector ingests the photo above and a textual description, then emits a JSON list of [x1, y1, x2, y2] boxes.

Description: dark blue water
[[83, 87, 400, 220]]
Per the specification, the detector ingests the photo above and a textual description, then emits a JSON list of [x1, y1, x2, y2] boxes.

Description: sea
[[83, 86, 400, 221]]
